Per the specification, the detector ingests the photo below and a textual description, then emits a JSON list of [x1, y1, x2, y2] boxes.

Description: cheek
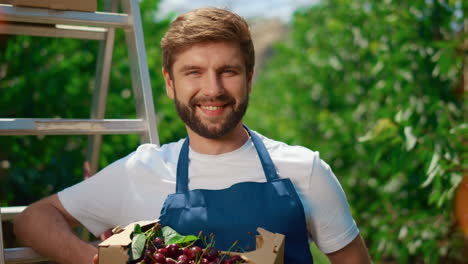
[[224, 77, 248, 93], [174, 79, 198, 100]]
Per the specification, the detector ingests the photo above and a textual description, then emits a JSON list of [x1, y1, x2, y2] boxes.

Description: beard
[[174, 91, 249, 139]]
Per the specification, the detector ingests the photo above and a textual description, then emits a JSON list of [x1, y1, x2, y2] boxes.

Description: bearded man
[[14, 7, 371, 264]]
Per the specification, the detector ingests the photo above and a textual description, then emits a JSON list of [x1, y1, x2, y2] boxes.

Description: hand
[[93, 254, 98, 264], [84, 161, 92, 179]]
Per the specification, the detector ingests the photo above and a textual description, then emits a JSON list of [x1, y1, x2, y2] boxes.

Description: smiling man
[[14, 8, 371, 264]]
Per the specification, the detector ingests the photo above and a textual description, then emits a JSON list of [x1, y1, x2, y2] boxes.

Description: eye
[[185, 70, 200, 76], [221, 69, 237, 76]]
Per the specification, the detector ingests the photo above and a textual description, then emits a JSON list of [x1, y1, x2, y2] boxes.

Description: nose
[[202, 71, 224, 97]]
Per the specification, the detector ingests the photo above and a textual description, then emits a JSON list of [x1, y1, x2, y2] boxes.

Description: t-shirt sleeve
[[57, 154, 132, 237], [305, 154, 359, 254]]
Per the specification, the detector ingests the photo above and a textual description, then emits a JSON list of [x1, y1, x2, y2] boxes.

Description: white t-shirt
[[58, 130, 358, 254]]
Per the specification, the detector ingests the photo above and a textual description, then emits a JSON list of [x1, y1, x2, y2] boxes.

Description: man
[[14, 8, 371, 263]]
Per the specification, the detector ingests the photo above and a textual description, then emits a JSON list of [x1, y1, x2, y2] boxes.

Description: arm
[[14, 194, 97, 264], [326, 234, 371, 264]]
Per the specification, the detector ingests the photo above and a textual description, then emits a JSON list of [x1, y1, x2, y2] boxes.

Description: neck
[[186, 123, 249, 155]]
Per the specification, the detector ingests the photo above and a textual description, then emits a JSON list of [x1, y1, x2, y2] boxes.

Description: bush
[[245, 0, 467, 262]]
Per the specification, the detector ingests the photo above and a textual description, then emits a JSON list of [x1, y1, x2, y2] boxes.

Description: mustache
[[189, 94, 236, 107]]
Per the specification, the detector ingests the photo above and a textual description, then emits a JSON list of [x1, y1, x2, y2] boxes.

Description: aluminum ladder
[[0, 0, 160, 262]]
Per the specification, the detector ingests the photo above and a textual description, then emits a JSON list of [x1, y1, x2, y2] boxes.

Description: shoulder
[[250, 129, 335, 191], [251, 130, 321, 168], [125, 138, 185, 169]]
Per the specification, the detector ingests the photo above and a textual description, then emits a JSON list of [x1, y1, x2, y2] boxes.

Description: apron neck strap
[[176, 125, 280, 194]]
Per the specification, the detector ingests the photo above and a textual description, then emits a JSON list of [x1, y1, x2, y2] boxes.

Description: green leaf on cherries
[[161, 226, 199, 245], [132, 224, 142, 235], [129, 233, 146, 261]]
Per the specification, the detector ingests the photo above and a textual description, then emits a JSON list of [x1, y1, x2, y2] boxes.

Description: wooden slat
[[5, 247, 47, 264], [4, 241, 101, 264], [0, 118, 146, 135], [0, 207, 26, 221], [0, 23, 107, 40], [0, 4, 129, 28]]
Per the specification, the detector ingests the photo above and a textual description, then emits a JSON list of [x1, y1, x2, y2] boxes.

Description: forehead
[[172, 41, 245, 70]]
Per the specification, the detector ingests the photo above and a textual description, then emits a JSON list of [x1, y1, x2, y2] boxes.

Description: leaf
[[421, 149, 441, 188], [129, 233, 146, 261], [133, 224, 142, 234], [404, 126, 417, 151], [161, 226, 199, 245]]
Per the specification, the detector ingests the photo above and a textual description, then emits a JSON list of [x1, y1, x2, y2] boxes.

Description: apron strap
[[244, 124, 280, 182], [176, 138, 190, 194], [176, 125, 280, 194]]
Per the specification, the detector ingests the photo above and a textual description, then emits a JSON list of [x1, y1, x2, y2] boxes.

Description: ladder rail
[[1, 210, 4, 264], [122, 0, 160, 145], [87, 0, 118, 175]]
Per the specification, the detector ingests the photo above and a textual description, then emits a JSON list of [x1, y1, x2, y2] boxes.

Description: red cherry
[[176, 255, 189, 264], [153, 252, 167, 263], [153, 237, 166, 248], [204, 247, 219, 261], [187, 246, 203, 260], [158, 247, 168, 256], [230, 255, 242, 262], [166, 258, 177, 264], [166, 244, 182, 258]]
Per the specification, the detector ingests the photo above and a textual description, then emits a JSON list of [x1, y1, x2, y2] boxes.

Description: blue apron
[[159, 126, 314, 263]]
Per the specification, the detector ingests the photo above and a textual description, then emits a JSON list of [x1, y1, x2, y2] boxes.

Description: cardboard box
[[98, 220, 285, 264], [0, 0, 97, 12]]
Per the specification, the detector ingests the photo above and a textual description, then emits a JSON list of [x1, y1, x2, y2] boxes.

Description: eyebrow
[[179, 65, 202, 73], [218, 64, 243, 71], [178, 64, 244, 73]]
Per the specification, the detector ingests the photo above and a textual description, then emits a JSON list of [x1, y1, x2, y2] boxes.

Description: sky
[[156, 0, 318, 22]]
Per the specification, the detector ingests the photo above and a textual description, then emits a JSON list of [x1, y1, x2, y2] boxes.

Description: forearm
[[14, 202, 97, 264], [327, 235, 371, 264]]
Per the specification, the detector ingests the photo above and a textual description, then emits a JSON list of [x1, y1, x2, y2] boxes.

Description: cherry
[[147, 243, 156, 253], [176, 255, 189, 264], [166, 258, 177, 264], [231, 255, 245, 263], [185, 246, 203, 260], [204, 247, 219, 261], [153, 253, 167, 263], [158, 247, 168, 256], [143, 250, 154, 263], [154, 237, 165, 248], [166, 244, 182, 258]]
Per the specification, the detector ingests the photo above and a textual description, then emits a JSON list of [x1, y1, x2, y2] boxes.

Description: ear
[[162, 67, 175, 99], [246, 70, 254, 94]]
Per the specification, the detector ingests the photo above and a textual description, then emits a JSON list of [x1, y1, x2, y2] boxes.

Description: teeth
[[201, 106, 222, 110]]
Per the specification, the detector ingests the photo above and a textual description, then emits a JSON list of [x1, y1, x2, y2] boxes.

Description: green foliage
[[246, 0, 467, 262], [0, 0, 176, 205], [1, 0, 467, 262]]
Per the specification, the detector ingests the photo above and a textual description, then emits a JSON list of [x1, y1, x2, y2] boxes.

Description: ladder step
[[0, 22, 106, 40], [0, 118, 147, 135], [4, 241, 101, 263], [1, 206, 26, 221], [0, 4, 129, 28], [5, 247, 47, 263]]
